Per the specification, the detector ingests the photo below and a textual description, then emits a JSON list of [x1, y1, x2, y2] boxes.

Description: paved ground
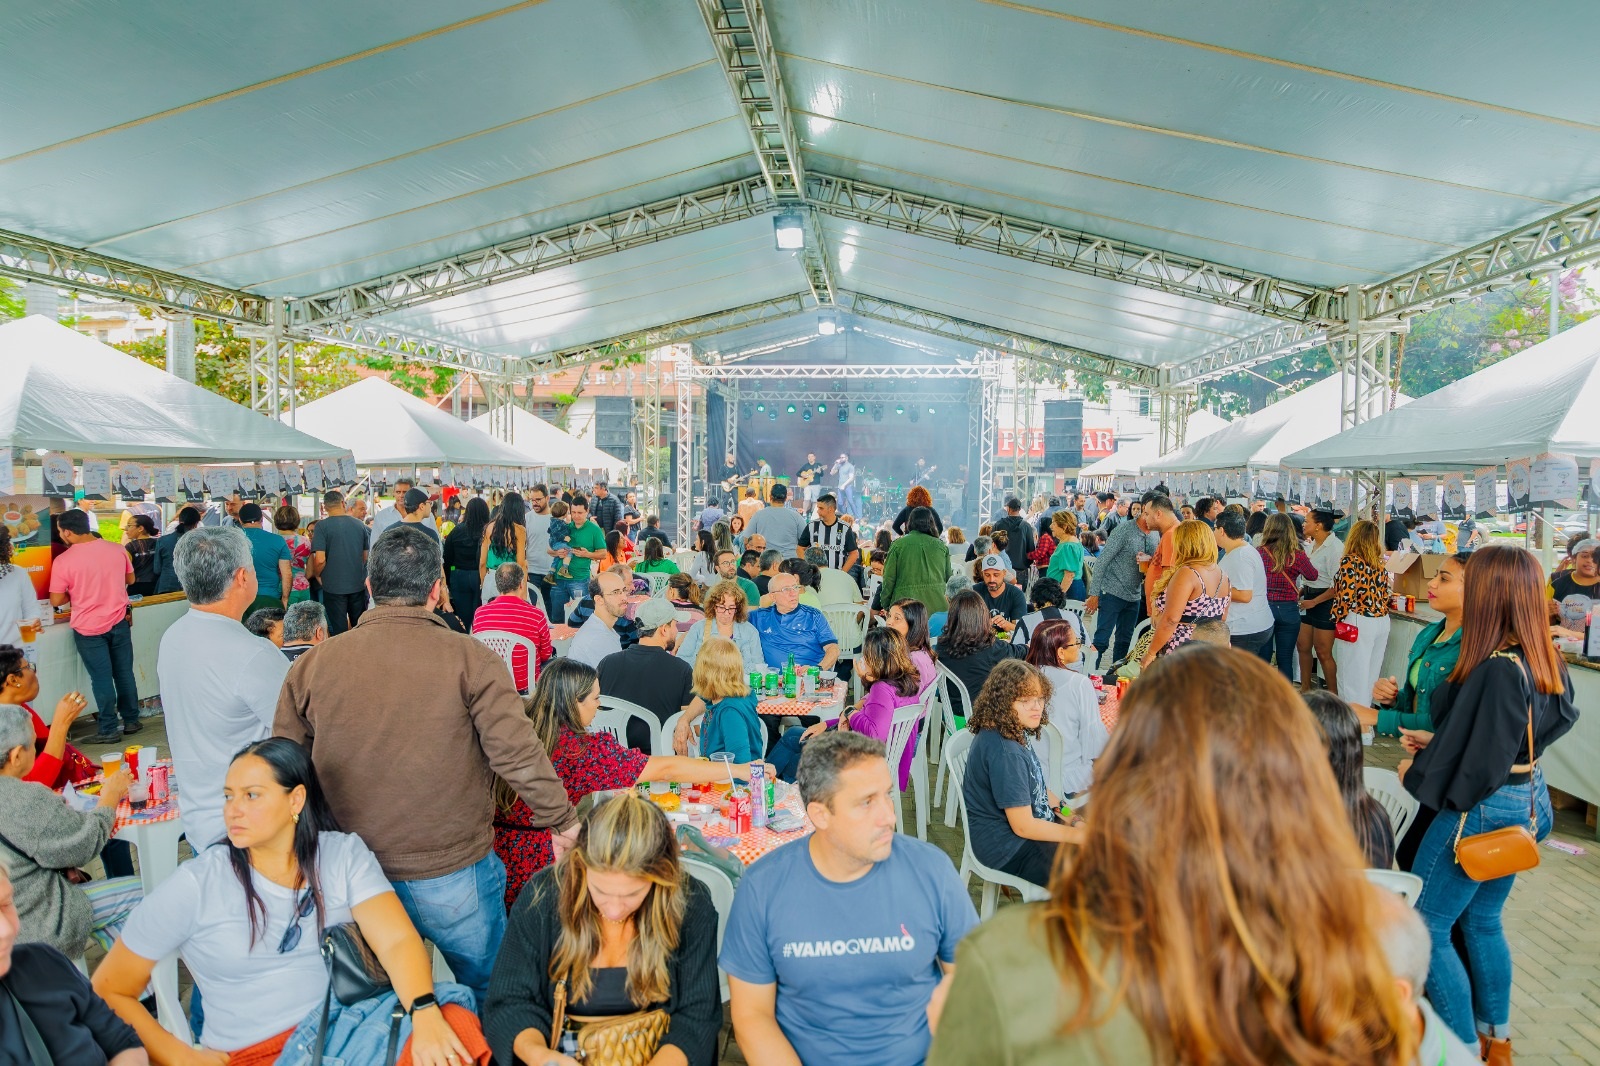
[[77, 712, 1600, 1063]]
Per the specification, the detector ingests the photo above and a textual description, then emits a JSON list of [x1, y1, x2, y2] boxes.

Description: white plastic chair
[[1363, 767, 1420, 842], [942, 730, 1050, 918], [473, 630, 538, 687], [934, 664, 973, 827], [658, 709, 700, 757], [682, 855, 737, 1002], [1031, 719, 1065, 802], [821, 604, 869, 698], [1365, 868, 1424, 907], [593, 696, 660, 753], [885, 692, 935, 840], [641, 572, 671, 598]]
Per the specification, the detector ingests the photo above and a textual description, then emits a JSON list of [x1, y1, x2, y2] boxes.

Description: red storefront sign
[[996, 429, 1045, 458], [1082, 428, 1115, 458]]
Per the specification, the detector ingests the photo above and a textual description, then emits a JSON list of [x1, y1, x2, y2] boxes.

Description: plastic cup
[[100, 752, 122, 779]]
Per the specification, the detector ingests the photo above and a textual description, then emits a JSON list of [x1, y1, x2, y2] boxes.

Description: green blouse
[[1046, 539, 1085, 586], [633, 558, 680, 575], [1374, 618, 1461, 737]]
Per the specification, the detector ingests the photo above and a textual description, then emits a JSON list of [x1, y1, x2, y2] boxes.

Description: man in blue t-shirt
[[747, 571, 840, 670], [721, 732, 978, 1066]]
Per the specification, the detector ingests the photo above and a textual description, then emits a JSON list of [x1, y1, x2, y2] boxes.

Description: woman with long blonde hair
[[929, 645, 1417, 1065], [1140, 519, 1230, 666], [1331, 519, 1394, 706], [484, 793, 720, 1066]]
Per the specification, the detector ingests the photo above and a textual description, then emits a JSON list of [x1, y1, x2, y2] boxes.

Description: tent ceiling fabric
[[0, 316, 346, 462], [4, 1, 1600, 379], [292, 376, 535, 466]]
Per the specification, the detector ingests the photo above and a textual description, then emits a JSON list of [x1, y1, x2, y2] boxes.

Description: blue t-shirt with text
[[720, 834, 978, 1066]]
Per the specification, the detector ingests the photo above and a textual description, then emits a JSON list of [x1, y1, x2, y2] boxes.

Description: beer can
[[749, 763, 768, 828], [149, 763, 170, 804]]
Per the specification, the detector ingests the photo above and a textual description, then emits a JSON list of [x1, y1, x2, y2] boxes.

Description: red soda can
[[728, 790, 753, 834], [149, 763, 169, 803]]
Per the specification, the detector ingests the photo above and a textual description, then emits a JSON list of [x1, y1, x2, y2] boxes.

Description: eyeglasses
[[715, 602, 738, 613], [278, 888, 315, 953], [772, 585, 801, 595]]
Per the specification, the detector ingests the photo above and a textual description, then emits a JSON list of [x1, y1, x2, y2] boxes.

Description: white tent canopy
[[293, 376, 533, 467], [1281, 317, 1600, 474], [1158, 375, 1411, 474], [466, 405, 626, 482], [1078, 411, 1230, 477], [0, 315, 345, 463]]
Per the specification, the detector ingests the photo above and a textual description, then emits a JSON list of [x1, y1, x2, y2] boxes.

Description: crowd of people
[[0, 472, 1587, 1066]]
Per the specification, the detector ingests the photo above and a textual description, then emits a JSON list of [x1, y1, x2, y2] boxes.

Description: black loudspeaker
[[1042, 399, 1084, 469], [658, 494, 677, 544]]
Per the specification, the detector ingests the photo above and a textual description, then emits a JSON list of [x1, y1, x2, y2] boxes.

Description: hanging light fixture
[[773, 208, 805, 251], [802, 406, 813, 422], [786, 403, 797, 414], [816, 402, 826, 413], [856, 402, 867, 414], [838, 407, 848, 423], [756, 402, 766, 412]]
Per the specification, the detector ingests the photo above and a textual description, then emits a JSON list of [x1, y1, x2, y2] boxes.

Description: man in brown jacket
[[276, 524, 576, 1006]]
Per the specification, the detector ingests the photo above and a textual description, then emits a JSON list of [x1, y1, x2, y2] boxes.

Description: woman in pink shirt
[[779, 628, 925, 788], [887, 597, 937, 694]]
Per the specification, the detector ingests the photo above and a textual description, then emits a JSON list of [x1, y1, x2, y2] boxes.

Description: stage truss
[[673, 361, 1000, 535]]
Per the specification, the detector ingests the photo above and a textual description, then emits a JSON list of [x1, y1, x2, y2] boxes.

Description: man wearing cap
[[973, 554, 1027, 633], [49, 508, 140, 744], [598, 598, 704, 752], [396, 487, 440, 544], [566, 570, 631, 668], [748, 571, 840, 671], [369, 477, 414, 539]]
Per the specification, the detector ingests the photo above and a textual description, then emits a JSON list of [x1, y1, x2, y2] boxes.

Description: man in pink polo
[[49, 509, 139, 744]]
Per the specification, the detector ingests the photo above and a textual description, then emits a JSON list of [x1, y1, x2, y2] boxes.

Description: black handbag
[[311, 924, 405, 1066]]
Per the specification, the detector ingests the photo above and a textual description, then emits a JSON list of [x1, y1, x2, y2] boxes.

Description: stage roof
[[4, 1, 1600, 385]]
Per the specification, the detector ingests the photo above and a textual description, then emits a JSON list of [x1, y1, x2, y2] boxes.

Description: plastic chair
[[884, 694, 934, 840], [1365, 868, 1424, 907], [821, 604, 869, 698], [682, 850, 739, 1003], [642, 572, 671, 598], [942, 730, 1050, 919], [934, 664, 973, 827], [1363, 767, 1420, 842], [658, 709, 700, 757], [1031, 720, 1065, 801], [473, 630, 537, 685], [593, 696, 660, 754]]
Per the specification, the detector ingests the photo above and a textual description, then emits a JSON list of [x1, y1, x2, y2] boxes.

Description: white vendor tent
[[1158, 375, 1411, 475], [1281, 316, 1600, 473], [1079, 411, 1231, 478], [468, 405, 627, 482], [0, 315, 345, 462], [293, 376, 532, 467]]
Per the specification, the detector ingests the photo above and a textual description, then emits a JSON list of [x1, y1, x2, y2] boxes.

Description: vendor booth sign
[[80, 459, 111, 501], [114, 462, 149, 502], [0, 495, 52, 597], [1441, 474, 1468, 520], [1505, 458, 1532, 513], [40, 453, 74, 498], [1530, 453, 1579, 509], [1474, 467, 1498, 518]]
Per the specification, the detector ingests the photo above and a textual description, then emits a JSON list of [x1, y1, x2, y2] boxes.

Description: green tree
[[0, 278, 21, 319]]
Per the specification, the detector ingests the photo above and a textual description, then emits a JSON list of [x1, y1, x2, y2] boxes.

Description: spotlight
[[895, 404, 905, 415], [838, 407, 847, 423], [742, 403, 753, 420], [786, 403, 797, 414], [927, 406, 936, 415], [817, 311, 838, 336], [802, 406, 812, 422], [769, 408, 778, 421], [816, 402, 826, 413], [872, 403, 884, 423], [773, 208, 805, 251], [756, 402, 766, 412], [856, 402, 866, 414]]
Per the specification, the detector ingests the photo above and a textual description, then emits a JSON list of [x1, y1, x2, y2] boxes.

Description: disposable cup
[[100, 752, 122, 778]]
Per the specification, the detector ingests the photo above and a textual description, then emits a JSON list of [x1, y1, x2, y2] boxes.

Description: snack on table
[[650, 791, 681, 811]]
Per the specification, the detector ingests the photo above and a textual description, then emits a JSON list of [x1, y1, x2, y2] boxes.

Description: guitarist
[[795, 452, 827, 509], [718, 452, 745, 506]]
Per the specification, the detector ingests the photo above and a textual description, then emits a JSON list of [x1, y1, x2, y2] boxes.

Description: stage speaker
[[658, 494, 677, 544], [1042, 399, 1084, 469]]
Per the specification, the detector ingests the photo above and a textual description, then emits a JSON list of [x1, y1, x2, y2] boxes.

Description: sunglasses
[[278, 889, 315, 954]]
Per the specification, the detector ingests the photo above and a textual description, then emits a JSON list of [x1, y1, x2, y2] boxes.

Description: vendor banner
[[152, 466, 176, 503], [1314, 477, 1330, 509], [113, 462, 149, 502], [236, 467, 258, 500], [1390, 478, 1413, 516], [0, 495, 52, 597], [279, 463, 304, 495], [439, 461, 455, 487], [1530, 452, 1580, 509], [179, 465, 205, 503], [203, 466, 236, 500], [1334, 477, 1353, 512], [1505, 458, 1532, 514], [1257, 469, 1279, 499], [1441, 474, 1468, 520], [1473, 467, 1498, 518], [80, 459, 111, 501], [1586, 459, 1600, 510], [257, 462, 283, 498], [303, 461, 324, 493], [319, 458, 341, 486], [1416, 476, 1438, 517], [338, 454, 358, 484], [41, 452, 75, 498]]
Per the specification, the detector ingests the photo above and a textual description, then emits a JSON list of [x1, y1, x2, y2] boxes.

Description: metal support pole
[[164, 314, 196, 383], [676, 366, 694, 546], [724, 384, 739, 467], [979, 365, 1000, 523], [1156, 387, 1194, 457]]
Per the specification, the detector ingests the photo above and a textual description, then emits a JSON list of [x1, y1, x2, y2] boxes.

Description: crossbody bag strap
[[548, 975, 569, 1051], [1496, 650, 1540, 833], [4, 980, 55, 1066]]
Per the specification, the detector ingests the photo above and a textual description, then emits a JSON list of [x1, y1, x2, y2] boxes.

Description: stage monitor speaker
[[1042, 399, 1084, 469]]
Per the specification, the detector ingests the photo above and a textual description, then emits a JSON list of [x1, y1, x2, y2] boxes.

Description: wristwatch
[[407, 993, 440, 1016]]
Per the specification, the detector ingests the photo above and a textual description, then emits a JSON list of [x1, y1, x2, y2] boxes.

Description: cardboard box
[[1387, 551, 1444, 600]]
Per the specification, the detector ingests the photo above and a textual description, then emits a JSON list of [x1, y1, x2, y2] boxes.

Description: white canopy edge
[[465, 405, 627, 482], [292, 376, 535, 467]]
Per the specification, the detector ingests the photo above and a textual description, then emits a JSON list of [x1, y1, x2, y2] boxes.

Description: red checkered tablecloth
[[82, 772, 180, 833], [1099, 691, 1121, 733], [693, 785, 813, 865], [756, 682, 844, 718]]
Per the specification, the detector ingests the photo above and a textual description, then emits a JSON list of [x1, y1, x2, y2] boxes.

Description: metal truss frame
[[1160, 320, 1327, 387], [696, 0, 805, 202], [298, 319, 517, 376], [631, 352, 667, 507], [534, 293, 813, 373], [808, 176, 1339, 324], [1157, 387, 1196, 457], [836, 291, 1156, 385], [244, 304, 296, 423], [287, 177, 776, 326], [1362, 192, 1600, 322], [724, 387, 974, 404], [1330, 324, 1395, 520], [696, 363, 989, 380], [0, 227, 268, 325], [977, 369, 999, 522]]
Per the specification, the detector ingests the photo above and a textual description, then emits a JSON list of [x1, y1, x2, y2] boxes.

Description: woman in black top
[[122, 516, 159, 596], [1303, 691, 1394, 869], [150, 506, 200, 595], [937, 589, 1025, 713], [1399, 545, 1577, 1054], [483, 793, 720, 1066], [891, 485, 943, 538], [442, 497, 490, 631]]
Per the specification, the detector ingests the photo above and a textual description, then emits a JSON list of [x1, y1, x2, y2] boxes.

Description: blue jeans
[[1411, 773, 1553, 1042], [549, 577, 588, 626], [770, 727, 808, 782], [390, 852, 507, 1010], [73, 619, 138, 735], [1264, 601, 1301, 681], [1091, 592, 1139, 666]]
